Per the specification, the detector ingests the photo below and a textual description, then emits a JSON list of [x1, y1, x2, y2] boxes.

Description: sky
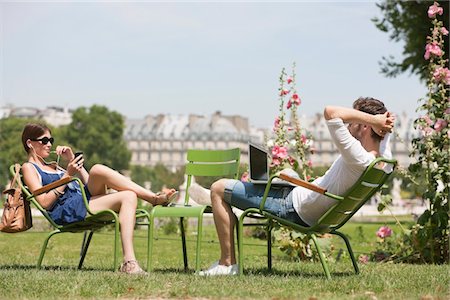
[[1, 1, 427, 128]]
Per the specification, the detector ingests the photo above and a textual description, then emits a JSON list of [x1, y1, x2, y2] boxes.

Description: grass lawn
[[0, 217, 448, 299]]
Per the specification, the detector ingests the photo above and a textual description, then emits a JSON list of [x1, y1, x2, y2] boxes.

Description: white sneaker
[[198, 261, 238, 276]]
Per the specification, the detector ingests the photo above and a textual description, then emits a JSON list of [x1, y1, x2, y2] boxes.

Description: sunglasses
[[31, 137, 54, 145]]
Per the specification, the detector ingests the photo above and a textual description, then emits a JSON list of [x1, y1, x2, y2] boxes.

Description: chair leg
[[267, 219, 273, 272], [237, 213, 246, 275], [332, 230, 359, 274], [148, 214, 155, 271], [78, 231, 94, 270], [310, 234, 331, 280], [113, 215, 120, 271], [180, 217, 189, 271], [195, 214, 204, 273], [37, 230, 60, 268]]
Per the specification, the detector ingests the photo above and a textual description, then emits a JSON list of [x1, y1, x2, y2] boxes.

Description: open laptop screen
[[249, 143, 269, 182]]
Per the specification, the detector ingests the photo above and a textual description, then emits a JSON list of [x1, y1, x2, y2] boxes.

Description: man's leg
[[210, 179, 236, 266]]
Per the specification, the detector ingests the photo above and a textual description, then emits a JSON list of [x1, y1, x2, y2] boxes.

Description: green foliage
[[130, 163, 184, 192], [273, 226, 336, 262], [0, 117, 40, 189], [407, 3, 449, 264], [194, 163, 247, 188], [63, 105, 131, 171], [373, 0, 449, 81]]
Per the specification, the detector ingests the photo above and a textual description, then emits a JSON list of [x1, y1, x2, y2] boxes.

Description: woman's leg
[[210, 179, 237, 266], [88, 190, 138, 262], [87, 164, 171, 205]]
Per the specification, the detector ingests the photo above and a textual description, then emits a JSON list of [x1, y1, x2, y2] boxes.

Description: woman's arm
[[22, 163, 70, 210], [324, 106, 395, 136]]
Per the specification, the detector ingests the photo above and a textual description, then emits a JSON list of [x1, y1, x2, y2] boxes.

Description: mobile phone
[[74, 151, 83, 158]]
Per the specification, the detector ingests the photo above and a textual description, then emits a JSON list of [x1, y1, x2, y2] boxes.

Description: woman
[[21, 123, 177, 274]]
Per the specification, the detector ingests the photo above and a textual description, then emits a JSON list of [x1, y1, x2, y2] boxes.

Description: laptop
[[248, 143, 294, 186]]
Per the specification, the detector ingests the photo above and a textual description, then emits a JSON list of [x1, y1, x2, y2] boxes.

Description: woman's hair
[[353, 97, 387, 141], [22, 123, 51, 153]]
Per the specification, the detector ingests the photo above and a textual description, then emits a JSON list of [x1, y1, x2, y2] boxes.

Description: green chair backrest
[[318, 157, 397, 230], [184, 148, 240, 205]]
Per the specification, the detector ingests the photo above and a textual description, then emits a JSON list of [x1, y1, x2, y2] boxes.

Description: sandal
[[119, 260, 147, 275], [154, 191, 179, 206]]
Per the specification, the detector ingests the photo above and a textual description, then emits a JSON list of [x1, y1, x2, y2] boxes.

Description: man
[[199, 97, 395, 276]]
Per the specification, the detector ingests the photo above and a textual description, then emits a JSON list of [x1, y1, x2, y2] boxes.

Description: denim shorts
[[224, 180, 308, 226]]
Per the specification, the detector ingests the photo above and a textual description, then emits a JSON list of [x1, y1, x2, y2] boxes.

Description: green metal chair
[[10, 164, 152, 271], [237, 157, 397, 279], [148, 148, 240, 273]]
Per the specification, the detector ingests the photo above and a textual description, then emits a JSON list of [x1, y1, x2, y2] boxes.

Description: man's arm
[[324, 106, 395, 137]]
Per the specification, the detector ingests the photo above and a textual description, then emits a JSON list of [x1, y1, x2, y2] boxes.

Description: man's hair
[[22, 123, 51, 153], [353, 97, 387, 141]]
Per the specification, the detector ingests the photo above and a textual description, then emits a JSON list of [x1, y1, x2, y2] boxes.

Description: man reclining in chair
[[199, 97, 395, 276]]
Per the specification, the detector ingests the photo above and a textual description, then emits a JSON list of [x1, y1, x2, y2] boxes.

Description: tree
[[63, 105, 131, 171], [373, 0, 449, 81], [0, 118, 35, 188]]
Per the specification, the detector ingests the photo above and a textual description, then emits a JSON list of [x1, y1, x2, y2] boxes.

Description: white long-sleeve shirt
[[292, 118, 375, 226]]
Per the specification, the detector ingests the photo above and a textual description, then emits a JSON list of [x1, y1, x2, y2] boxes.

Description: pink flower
[[358, 255, 369, 264], [291, 94, 301, 106], [288, 156, 296, 166], [424, 42, 443, 60], [307, 160, 313, 168], [273, 117, 281, 130], [376, 226, 392, 238], [423, 115, 433, 126], [428, 2, 443, 18], [272, 145, 288, 159], [287, 99, 292, 109], [240, 171, 249, 182], [434, 119, 448, 132], [422, 127, 434, 137], [271, 157, 281, 166], [433, 67, 450, 84], [287, 77, 293, 84], [301, 134, 307, 144], [441, 27, 449, 36], [280, 89, 290, 96], [445, 108, 450, 115]]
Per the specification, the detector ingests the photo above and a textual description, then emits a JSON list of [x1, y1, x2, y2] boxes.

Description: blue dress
[[30, 163, 91, 225]]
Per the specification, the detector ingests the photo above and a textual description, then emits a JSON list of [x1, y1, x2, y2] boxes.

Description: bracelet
[[53, 188, 65, 197]]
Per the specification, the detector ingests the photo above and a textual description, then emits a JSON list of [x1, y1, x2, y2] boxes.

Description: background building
[[124, 111, 265, 171]]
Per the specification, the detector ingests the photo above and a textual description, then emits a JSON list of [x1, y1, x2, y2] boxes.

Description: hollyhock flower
[[423, 115, 433, 126], [445, 108, 450, 114], [307, 160, 313, 168], [434, 119, 448, 132], [424, 43, 443, 60], [273, 117, 281, 130], [441, 27, 449, 36], [422, 127, 434, 137], [433, 67, 450, 84], [301, 134, 307, 144], [287, 77, 293, 84], [358, 255, 369, 264], [288, 156, 296, 166], [287, 99, 292, 109], [376, 226, 392, 238], [240, 172, 249, 182], [428, 2, 443, 18], [280, 89, 290, 96], [271, 157, 281, 166], [272, 145, 288, 159], [291, 94, 301, 106]]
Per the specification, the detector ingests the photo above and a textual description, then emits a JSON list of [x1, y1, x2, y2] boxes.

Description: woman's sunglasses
[[31, 137, 54, 145]]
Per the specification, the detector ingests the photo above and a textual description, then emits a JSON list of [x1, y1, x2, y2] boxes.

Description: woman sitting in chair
[[199, 98, 395, 276], [21, 123, 177, 275]]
